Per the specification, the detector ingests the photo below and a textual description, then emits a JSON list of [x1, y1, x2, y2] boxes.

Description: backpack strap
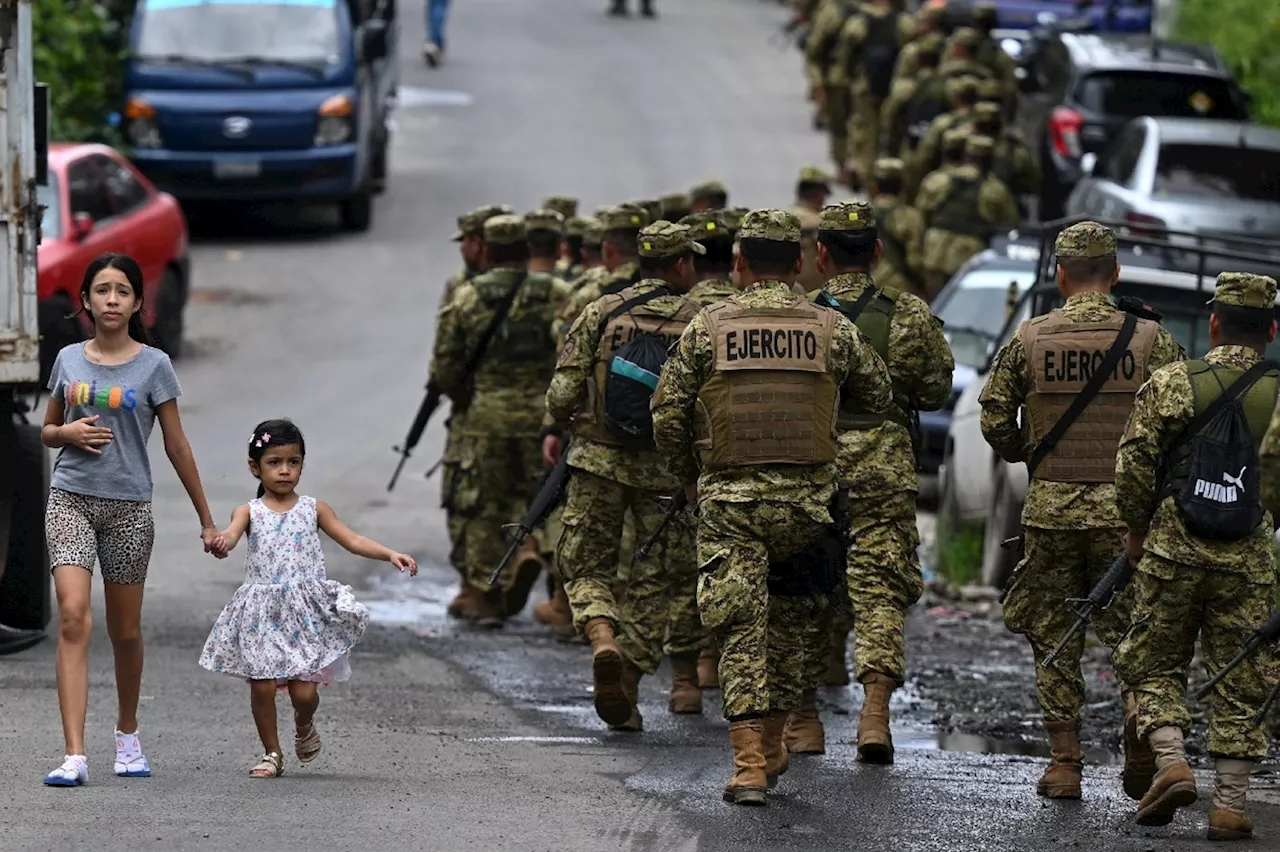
[[818, 286, 879, 323], [1026, 313, 1137, 478], [464, 271, 527, 375], [1173, 360, 1277, 452]]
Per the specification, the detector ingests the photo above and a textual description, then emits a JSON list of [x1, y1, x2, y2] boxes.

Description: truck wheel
[[980, 466, 1019, 589], [372, 134, 389, 195], [340, 191, 373, 232], [0, 422, 53, 632], [151, 268, 185, 359]]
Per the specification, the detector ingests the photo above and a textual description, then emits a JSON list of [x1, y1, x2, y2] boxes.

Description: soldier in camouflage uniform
[[939, 27, 994, 88], [787, 201, 953, 761], [1115, 273, 1279, 839], [557, 206, 649, 336], [869, 158, 927, 300], [652, 209, 894, 806], [970, 3, 1018, 114], [980, 221, 1183, 801], [431, 215, 572, 627], [907, 75, 981, 198], [542, 194, 579, 279], [889, 3, 946, 86], [917, 134, 1018, 298], [689, 180, 729, 213], [967, 101, 1040, 216], [630, 199, 664, 231], [681, 211, 739, 308], [880, 32, 945, 158], [660, 192, 692, 224], [806, 0, 863, 187], [789, 166, 833, 295], [560, 217, 592, 284], [545, 221, 704, 730]]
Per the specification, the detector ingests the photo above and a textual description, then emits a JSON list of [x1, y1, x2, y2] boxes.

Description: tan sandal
[[249, 751, 284, 778], [295, 722, 321, 764]]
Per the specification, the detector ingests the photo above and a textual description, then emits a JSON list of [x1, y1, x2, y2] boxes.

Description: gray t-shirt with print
[[47, 343, 183, 502]]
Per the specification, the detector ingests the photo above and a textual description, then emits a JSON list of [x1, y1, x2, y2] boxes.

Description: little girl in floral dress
[[199, 419, 417, 777]]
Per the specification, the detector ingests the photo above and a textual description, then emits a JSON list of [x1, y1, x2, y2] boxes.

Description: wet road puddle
[[900, 729, 1120, 764], [468, 736, 603, 744]]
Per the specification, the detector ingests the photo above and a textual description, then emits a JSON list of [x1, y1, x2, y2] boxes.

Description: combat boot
[[447, 585, 484, 619], [470, 588, 506, 630], [586, 617, 632, 726], [1135, 726, 1197, 826], [667, 652, 702, 715], [698, 644, 721, 689], [1037, 720, 1083, 798], [825, 629, 851, 686], [761, 711, 790, 789], [723, 719, 768, 806], [784, 689, 826, 754], [502, 538, 545, 617], [1121, 690, 1156, 801], [856, 674, 896, 764], [532, 576, 575, 639], [1207, 758, 1253, 841], [608, 658, 644, 732]]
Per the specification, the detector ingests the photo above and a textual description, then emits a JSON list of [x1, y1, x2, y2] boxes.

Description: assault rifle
[[487, 441, 573, 587], [635, 487, 690, 560], [1192, 610, 1280, 716], [1040, 550, 1134, 668], [387, 383, 443, 492]]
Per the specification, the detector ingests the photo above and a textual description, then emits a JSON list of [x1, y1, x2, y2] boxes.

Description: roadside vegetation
[[933, 521, 984, 587], [32, 0, 131, 145], [1175, 0, 1280, 127]]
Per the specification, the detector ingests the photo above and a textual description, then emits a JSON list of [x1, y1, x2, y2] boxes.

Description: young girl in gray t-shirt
[[39, 253, 226, 787]]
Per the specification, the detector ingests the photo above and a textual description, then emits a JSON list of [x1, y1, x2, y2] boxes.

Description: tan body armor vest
[[575, 285, 699, 447], [1022, 310, 1160, 483], [695, 295, 840, 470]]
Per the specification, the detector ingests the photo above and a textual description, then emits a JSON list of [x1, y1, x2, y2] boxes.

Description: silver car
[[1065, 116, 1280, 265]]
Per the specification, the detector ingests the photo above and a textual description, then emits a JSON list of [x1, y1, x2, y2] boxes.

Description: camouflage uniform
[[431, 216, 571, 620], [907, 75, 981, 198], [880, 32, 945, 157], [556, 206, 648, 338], [689, 179, 729, 213], [832, 2, 915, 182], [888, 4, 945, 85], [971, 3, 1018, 114], [1115, 275, 1279, 762], [806, 0, 863, 178], [790, 166, 832, 295], [916, 135, 1018, 296], [561, 216, 592, 283], [980, 224, 1184, 727], [869, 158, 927, 300], [660, 192, 692, 224], [547, 223, 706, 726], [966, 102, 1041, 206], [542, 195, 579, 279], [651, 209, 896, 722]]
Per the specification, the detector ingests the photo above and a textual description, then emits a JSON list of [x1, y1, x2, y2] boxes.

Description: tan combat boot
[[667, 652, 702, 715], [856, 674, 896, 764], [1135, 726, 1197, 826], [784, 689, 826, 754], [608, 658, 644, 732], [698, 644, 721, 689], [1207, 758, 1254, 841], [532, 575, 576, 640], [825, 629, 851, 686], [502, 538, 545, 616], [1121, 690, 1156, 801], [761, 711, 790, 789], [1037, 720, 1084, 798], [586, 617, 631, 726], [447, 585, 483, 619], [470, 588, 506, 630], [723, 719, 769, 806]]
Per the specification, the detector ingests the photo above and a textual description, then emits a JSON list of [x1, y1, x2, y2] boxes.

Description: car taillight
[[1049, 107, 1084, 158], [1123, 212, 1167, 239]]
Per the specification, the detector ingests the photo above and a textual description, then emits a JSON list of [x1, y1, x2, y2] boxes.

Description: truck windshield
[[135, 0, 342, 65]]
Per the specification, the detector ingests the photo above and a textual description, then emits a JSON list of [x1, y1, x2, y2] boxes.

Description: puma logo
[[1224, 466, 1247, 491]]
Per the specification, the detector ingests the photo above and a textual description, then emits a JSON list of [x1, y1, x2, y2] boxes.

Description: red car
[[37, 142, 191, 376]]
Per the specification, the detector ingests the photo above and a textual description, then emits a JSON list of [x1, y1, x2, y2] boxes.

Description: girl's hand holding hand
[[201, 526, 229, 558], [391, 552, 418, 576], [63, 415, 113, 454]]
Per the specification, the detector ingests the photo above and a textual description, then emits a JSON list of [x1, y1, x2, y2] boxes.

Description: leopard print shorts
[[45, 488, 154, 585]]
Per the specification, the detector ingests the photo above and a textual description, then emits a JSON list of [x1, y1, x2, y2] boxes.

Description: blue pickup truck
[[122, 0, 397, 232], [938, 0, 1154, 33]]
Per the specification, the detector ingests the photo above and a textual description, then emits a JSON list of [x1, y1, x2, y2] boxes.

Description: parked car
[[1066, 117, 1280, 271], [1018, 31, 1248, 220], [937, 217, 1280, 587], [933, 0, 1154, 34], [36, 142, 191, 380]]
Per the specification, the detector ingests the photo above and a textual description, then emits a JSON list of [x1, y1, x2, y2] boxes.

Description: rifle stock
[[387, 384, 442, 491], [487, 443, 573, 587], [1193, 609, 1280, 701], [1041, 551, 1133, 668], [636, 488, 689, 559]]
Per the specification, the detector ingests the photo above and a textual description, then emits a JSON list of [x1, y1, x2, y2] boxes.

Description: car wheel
[[340, 191, 373, 232], [372, 133, 389, 195], [981, 464, 1020, 589], [0, 422, 53, 631], [152, 268, 185, 359]]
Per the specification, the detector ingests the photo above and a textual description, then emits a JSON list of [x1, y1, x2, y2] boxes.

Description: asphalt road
[[4, 0, 1279, 849]]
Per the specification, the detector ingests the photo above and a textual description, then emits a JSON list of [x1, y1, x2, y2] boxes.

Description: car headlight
[[1000, 38, 1023, 59], [315, 93, 354, 146], [125, 97, 162, 148]]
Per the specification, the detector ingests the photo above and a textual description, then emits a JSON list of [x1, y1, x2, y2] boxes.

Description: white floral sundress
[[199, 496, 369, 683]]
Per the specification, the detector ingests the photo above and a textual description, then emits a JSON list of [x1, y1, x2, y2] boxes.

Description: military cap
[[918, 4, 946, 24], [680, 210, 736, 239], [978, 78, 1003, 102], [599, 205, 648, 232], [483, 214, 526, 245], [974, 101, 1003, 122], [942, 126, 971, 153], [1210, 272, 1278, 309], [1054, 221, 1118, 259], [944, 74, 980, 100], [451, 203, 513, 241], [973, 2, 998, 26], [541, 195, 578, 219], [965, 134, 996, 157], [582, 218, 604, 246], [638, 221, 707, 258], [738, 209, 802, 243], [818, 201, 876, 232], [593, 205, 612, 219], [872, 157, 906, 180], [660, 192, 692, 216], [524, 208, 565, 234], [689, 179, 729, 203], [723, 206, 750, 230], [563, 216, 590, 238], [798, 165, 833, 187], [635, 199, 664, 226], [948, 27, 983, 50], [918, 31, 946, 55]]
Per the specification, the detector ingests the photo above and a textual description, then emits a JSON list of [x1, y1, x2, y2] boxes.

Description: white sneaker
[[114, 730, 151, 777], [43, 755, 87, 787]]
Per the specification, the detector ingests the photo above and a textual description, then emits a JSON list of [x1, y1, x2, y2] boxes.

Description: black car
[[1017, 30, 1250, 219]]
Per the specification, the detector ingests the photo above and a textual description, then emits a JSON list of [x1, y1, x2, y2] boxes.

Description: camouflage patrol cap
[[1210, 272, 1278, 309], [483, 214, 526, 246], [973, 2, 998, 26], [798, 165, 833, 187], [524, 208, 565, 234], [918, 31, 946, 56], [942, 126, 971, 154], [679, 210, 735, 240], [978, 78, 1003, 102], [944, 74, 980, 100], [948, 27, 983, 50], [965, 134, 996, 157], [689, 179, 729, 203], [593, 205, 611, 219], [599, 205, 648, 232], [818, 201, 876, 233], [872, 158, 906, 180], [564, 216, 590, 238], [627, 199, 663, 226], [541, 195, 578, 219], [638, 221, 707, 258], [582, 218, 604, 247], [738, 209, 803, 243], [660, 192, 692, 217], [451, 203, 514, 241], [918, 4, 946, 25], [723, 206, 750, 231], [1054, 221, 1118, 259], [974, 101, 1003, 122]]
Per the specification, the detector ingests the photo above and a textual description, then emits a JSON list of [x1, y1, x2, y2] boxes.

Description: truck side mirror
[[361, 19, 389, 62], [72, 212, 94, 242]]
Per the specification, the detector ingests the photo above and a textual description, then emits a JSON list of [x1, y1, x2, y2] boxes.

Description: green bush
[[1174, 0, 1280, 127], [934, 522, 984, 587], [33, 0, 133, 145]]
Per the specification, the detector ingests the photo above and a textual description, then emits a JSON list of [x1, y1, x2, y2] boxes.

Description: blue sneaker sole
[[43, 776, 83, 787]]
